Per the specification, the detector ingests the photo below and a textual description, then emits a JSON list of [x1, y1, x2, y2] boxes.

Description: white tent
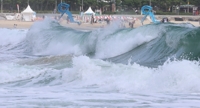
[[84, 7, 95, 15], [21, 5, 36, 21]]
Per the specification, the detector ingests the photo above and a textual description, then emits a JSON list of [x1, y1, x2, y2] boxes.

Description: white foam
[[61, 56, 200, 93], [0, 63, 44, 84], [0, 28, 27, 46]]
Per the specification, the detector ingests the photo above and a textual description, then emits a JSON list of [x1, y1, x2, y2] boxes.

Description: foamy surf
[[0, 18, 200, 107]]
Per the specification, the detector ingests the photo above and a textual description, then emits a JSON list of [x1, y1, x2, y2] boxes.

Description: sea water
[[0, 19, 200, 107]]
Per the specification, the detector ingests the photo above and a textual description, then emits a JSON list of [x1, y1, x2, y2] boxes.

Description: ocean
[[0, 18, 200, 107]]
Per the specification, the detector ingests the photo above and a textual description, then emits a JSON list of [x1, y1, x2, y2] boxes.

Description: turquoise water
[[0, 18, 200, 107]]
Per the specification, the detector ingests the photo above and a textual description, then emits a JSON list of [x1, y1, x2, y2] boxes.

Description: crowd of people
[[71, 14, 138, 28], [23, 14, 139, 28]]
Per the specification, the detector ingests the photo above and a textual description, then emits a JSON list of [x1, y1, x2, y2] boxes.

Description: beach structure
[[84, 7, 95, 15], [141, 5, 160, 25], [21, 5, 36, 21], [5, 14, 15, 20], [82, 7, 96, 23], [95, 9, 102, 15], [57, 3, 80, 25]]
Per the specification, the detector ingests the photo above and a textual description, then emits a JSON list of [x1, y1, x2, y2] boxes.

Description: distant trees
[[1, 0, 200, 13]]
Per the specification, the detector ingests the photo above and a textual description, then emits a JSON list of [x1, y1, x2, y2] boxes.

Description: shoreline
[[0, 17, 199, 30]]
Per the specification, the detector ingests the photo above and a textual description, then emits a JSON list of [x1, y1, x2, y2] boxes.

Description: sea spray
[[0, 20, 200, 107]]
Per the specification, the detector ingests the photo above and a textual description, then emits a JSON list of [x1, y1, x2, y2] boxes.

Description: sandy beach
[[58, 18, 152, 30], [0, 20, 34, 29], [0, 17, 199, 29]]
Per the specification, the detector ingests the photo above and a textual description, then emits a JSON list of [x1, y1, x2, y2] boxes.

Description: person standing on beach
[[129, 18, 136, 28], [135, 9, 138, 15], [106, 18, 110, 25], [91, 14, 94, 24], [66, 16, 69, 23], [21, 14, 23, 21], [53, 8, 56, 14], [13, 24, 17, 28]]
